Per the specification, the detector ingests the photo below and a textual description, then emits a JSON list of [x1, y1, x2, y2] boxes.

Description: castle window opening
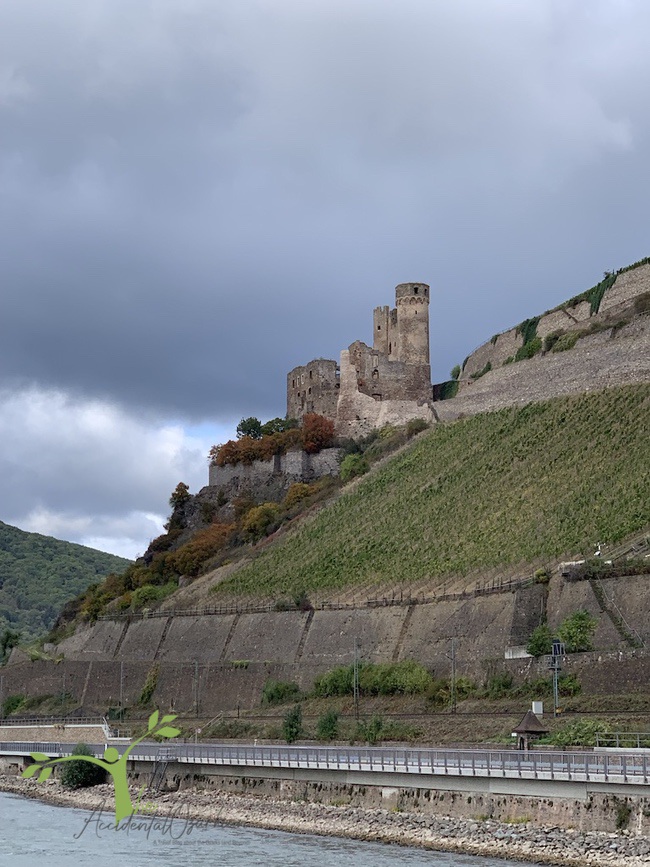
[[292, 379, 295, 388], [377, 325, 381, 330], [414, 287, 418, 294], [308, 387, 312, 394], [309, 370, 312, 379]]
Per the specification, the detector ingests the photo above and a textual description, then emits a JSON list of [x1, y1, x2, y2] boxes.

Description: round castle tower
[[395, 282, 430, 367]]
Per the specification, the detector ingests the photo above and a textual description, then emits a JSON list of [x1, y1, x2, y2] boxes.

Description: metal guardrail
[[0, 717, 106, 728], [2, 742, 648, 786], [596, 732, 650, 749]]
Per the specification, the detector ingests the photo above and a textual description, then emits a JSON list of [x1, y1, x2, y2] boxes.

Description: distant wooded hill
[[0, 521, 131, 643]]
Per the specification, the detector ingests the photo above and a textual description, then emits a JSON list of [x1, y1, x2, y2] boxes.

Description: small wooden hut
[[512, 710, 548, 751]]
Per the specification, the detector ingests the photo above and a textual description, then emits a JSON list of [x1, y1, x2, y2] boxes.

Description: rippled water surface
[[0, 792, 541, 866]]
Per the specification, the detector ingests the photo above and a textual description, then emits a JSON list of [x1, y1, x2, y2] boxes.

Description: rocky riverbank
[[1, 773, 650, 866]]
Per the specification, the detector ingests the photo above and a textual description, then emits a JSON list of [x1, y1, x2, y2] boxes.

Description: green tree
[[356, 714, 384, 745], [450, 364, 461, 380], [282, 704, 303, 743], [242, 503, 281, 541], [406, 418, 429, 438], [60, 743, 107, 789], [549, 719, 610, 747], [557, 609, 598, 653], [237, 417, 263, 440], [2, 694, 25, 717], [316, 710, 339, 741], [262, 679, 301, 706], [169, 482, 190, 509], [0, 628, 20, 663], [340, 453, 369, 482], [260, 417, 298, 435], [526, 623, 553, 657]]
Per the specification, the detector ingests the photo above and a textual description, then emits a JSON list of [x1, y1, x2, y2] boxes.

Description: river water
[[0, 792, 540, 866]]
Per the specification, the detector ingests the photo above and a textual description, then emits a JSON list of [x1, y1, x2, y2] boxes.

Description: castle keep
[[287, 283, 434, 437]]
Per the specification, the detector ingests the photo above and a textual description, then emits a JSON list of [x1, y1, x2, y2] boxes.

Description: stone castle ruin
[[210, 260, 650, 496], [287, 283, 435, 438]]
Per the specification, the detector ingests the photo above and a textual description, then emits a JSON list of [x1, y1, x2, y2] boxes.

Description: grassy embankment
[[214, 384, 650, 601]]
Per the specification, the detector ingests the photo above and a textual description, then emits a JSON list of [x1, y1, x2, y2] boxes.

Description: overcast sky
[[1, 0, 649, 559]]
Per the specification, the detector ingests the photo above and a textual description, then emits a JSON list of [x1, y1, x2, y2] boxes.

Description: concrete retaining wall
[[4, 571, 648, 712]]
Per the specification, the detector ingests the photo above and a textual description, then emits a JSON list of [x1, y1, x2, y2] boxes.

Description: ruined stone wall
[[336, 348, 434, 438], [208, 447, 341, 498], [286, 358, 339, 421], [372, 305, 398, 358], [287, 283, 432, 438], [346, 340, 431, 403]]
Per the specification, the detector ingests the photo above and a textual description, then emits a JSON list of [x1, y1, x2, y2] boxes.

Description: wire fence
[[97, 575, 536, 622]]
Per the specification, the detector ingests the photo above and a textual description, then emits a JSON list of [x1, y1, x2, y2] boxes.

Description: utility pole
[[194, 660, 200, 717], [548, 639, 565, 718], [119, 661, 124, 710], [450, 638, 457, 715], [353, 638, 361, 721]]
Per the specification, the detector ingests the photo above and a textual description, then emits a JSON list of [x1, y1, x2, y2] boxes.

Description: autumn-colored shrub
[[211, 440, 240, 466], [148, 530, 183, 554], [212, 429, 303, 467], [242, 503, 281, 541], [301, 413, 335, 454], [284, 483, 312, 510], [169, 523, 234, 577]]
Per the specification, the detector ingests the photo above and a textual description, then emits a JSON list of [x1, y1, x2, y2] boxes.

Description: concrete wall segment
[[600, 262, 650, 313], [116, 618, 169, 662], [157, 615, 236, 663], [300, 608, 407, 665], [224, 611, 309, 663]]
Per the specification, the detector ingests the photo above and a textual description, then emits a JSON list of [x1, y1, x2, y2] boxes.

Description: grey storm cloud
[[1, 0, 650, 555], [2, 0, 649, 421]]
